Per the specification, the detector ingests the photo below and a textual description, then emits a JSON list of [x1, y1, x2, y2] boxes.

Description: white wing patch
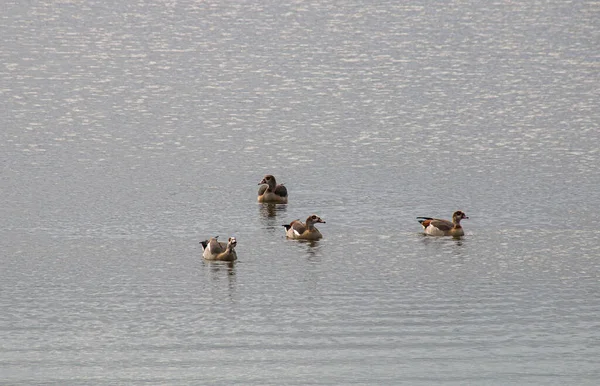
[[425, 225, 446, 236]]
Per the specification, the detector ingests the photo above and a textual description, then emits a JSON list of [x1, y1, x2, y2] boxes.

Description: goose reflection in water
[[259, 203, 287, 231], [285, 237, 323, 261], [419, 233, 466, 257], [206, 260, 236, 274], [203, 259, 237, 300]]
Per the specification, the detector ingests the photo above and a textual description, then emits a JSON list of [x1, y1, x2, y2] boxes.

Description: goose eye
[[312, 215, 317, 219]]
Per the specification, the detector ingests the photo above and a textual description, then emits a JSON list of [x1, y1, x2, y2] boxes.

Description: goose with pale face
[[200, 236, 238, 261], [283, 214, 326, 240]]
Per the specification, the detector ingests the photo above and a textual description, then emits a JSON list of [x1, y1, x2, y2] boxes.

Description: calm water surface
[[1, 0, 599, 384]]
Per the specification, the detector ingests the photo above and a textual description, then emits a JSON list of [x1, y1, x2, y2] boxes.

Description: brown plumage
[[200, 236, 238, 261], [283, 214, 326, 240], [417, 211, 469, 237], [258, 174, 288, 204]]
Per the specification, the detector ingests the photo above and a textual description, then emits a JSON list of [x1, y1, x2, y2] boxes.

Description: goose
[[258, 174, 288, 204], [417, 211, 468, 237], [283, 214, 325, 240], [200, 236, 238, 261]]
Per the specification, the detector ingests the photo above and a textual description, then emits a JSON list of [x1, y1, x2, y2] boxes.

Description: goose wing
[[428, 219, 453, 231], [289, 220, 306, 235], [417, 217, 453, 231], [274, 184, 288, 197], [206, 237, 224, 254]]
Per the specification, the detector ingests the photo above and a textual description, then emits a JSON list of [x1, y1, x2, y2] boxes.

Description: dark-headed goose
[[258, 175, 288, 204]]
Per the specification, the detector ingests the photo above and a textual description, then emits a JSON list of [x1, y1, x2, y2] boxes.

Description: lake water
[[1, 0, 599, 384]]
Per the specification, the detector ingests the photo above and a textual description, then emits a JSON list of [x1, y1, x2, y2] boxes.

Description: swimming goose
[[283, 214, 326, 240], [258, 174, 288, 204], [417, 211, 469, 237], [200, 236, 238, 261]]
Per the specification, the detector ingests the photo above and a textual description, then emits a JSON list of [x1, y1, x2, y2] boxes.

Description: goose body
[[283, 214, 325, 240], [200, 236, 238, 261], [258, 175, 288, 204], [417, 211, 469, 237]]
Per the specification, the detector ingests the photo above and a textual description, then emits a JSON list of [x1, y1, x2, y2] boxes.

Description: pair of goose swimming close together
[[257, 174, 326, 240], [201, 174, 468, 261]]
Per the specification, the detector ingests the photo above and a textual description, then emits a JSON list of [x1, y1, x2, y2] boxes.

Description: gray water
[[1, 0, 599, 384]]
